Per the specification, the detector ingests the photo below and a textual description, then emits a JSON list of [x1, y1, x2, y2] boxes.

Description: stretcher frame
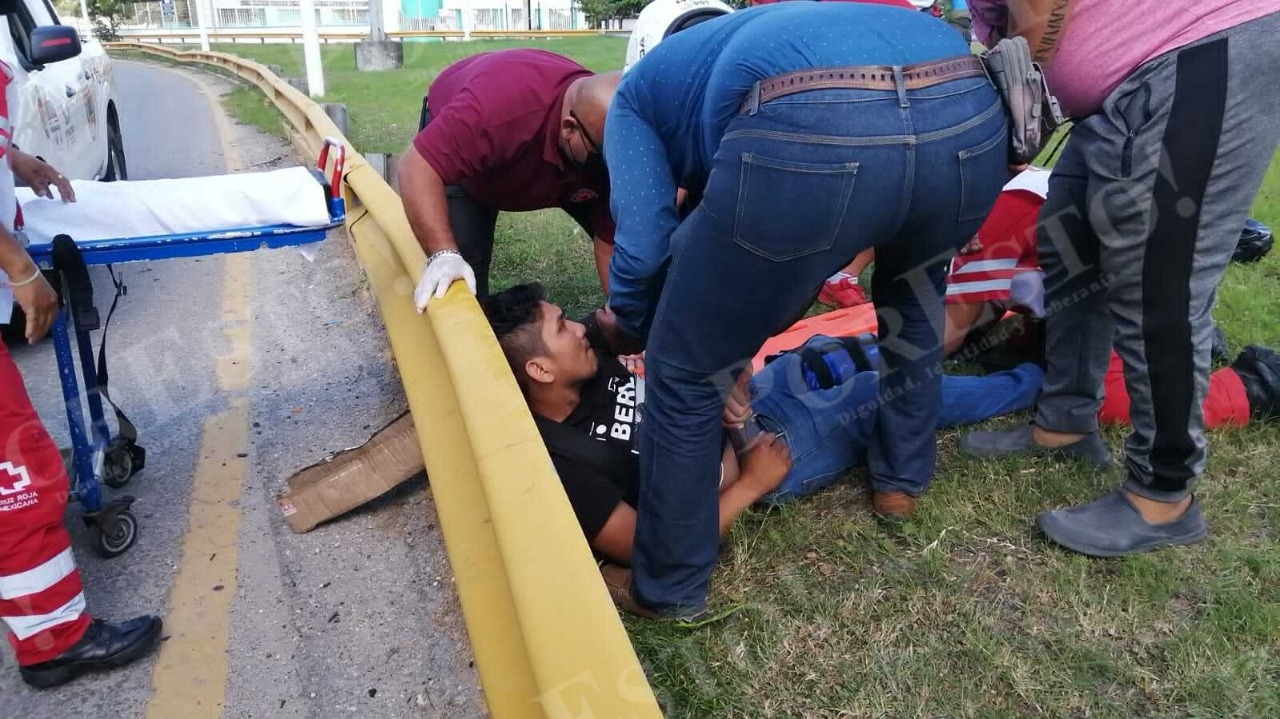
[[20, 139, 347, 558]]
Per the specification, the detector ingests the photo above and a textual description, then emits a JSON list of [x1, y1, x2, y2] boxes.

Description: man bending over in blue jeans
[[481, 283, 1041, 615]]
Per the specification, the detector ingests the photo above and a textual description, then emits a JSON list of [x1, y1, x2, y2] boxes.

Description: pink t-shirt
[[970, 0, 1279, 118]]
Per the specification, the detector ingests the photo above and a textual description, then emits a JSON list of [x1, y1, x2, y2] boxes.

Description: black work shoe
[[19, 615, 163, 689], [1233, 217, 1273, 263], [1231, 345, 1280, 420], [1037, 490, 1208, 557], [958, 424, 1114, 469]]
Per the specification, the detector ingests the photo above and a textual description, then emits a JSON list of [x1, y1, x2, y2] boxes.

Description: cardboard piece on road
[[276, 411, 426, 533]]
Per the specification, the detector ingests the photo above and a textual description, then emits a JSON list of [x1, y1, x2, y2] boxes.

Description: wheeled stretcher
[[15, 139, 346, 558]]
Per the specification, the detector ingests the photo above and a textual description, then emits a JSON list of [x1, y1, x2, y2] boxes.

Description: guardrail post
[[322, 103, 349, 137], [363, 152, 402, 193]]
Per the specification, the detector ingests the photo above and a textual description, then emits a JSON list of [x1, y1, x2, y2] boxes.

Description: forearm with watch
[[397, 149, 476, 311]]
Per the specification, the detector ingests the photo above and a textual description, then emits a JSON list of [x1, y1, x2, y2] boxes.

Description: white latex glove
[[414, 251, 476, 312]]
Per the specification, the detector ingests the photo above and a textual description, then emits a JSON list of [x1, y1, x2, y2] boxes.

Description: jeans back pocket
[[733, 153, 859, 262], [957, 125, 1010, 222]]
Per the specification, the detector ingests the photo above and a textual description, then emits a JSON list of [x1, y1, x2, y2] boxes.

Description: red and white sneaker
[[818, 277, 869, 308]]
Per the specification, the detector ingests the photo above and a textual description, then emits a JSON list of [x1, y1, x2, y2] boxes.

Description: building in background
[[119, 0, 586, 32], [402, 0, 585, 31], [212, 0, 370, 27]]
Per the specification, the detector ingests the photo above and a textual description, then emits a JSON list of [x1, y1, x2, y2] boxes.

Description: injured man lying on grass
[[480, 283, 1044, 615]]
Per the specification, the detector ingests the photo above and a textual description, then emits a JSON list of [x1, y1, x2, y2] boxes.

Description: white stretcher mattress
[[14, 166, 332, 247]]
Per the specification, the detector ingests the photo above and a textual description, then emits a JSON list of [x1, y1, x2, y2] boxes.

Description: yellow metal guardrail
[[107, 41, 662, 719]]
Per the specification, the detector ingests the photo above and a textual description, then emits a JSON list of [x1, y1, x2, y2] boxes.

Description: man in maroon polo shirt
[[398, 48, 621, 309]]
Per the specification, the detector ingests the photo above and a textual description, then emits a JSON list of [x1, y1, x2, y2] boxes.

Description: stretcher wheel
[[91, 509, 138, 558], [103, 443, 140, 489]]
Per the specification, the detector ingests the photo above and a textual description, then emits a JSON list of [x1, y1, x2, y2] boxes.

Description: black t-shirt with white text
[[538, 355, 644, 541]]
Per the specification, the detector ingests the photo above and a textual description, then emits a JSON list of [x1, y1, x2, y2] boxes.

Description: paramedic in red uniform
[[0, 57, 161, 688], [399, 49, 622, 308]]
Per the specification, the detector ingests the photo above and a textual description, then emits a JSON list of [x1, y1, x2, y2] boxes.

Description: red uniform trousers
[[0, 341, 90, 666]]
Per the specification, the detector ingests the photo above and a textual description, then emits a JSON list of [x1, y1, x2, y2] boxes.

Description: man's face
[[559, 108, 607, 176], [530, 301, 598, 385]]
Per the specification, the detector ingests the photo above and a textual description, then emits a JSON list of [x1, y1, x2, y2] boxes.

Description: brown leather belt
[[741, 55, 987, 114]]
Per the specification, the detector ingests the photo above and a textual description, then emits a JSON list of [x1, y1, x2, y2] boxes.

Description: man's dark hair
[[481, 283, 549, 388]]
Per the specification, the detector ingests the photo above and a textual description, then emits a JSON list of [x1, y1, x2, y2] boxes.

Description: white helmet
[[624, 0, 735, 73]]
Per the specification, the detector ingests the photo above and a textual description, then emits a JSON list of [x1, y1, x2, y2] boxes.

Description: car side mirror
[[30, 25, 81, 67]]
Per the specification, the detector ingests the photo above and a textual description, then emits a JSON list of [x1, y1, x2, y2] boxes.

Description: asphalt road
[[1, 61, 484, 718]]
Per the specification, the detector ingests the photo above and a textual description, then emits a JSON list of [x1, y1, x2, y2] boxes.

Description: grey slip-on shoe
[[1037, 490, 1208, 558], [959, 424, 1114, 469]]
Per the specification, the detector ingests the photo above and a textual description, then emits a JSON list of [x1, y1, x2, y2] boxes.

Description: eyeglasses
[[569, 109, 604, 158]]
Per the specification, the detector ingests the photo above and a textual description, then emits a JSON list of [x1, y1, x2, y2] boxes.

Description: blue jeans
[[751, 346, 1044, 503], [632, 73, 1009, 615]]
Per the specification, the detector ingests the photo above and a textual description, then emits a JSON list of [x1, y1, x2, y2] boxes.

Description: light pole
[[299, 0, 325, 96], [194, 0, 210, 51]]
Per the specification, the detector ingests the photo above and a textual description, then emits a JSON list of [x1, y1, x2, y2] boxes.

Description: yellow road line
[[144, 400, 249, 718], [146, 68, 251, 719]]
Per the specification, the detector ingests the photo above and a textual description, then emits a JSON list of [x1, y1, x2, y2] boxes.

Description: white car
[[0, 4, 124, 341], [0, 0, 125, 181]]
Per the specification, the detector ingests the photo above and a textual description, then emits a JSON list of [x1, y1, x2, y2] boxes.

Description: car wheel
[[101, 114, 127, 182]]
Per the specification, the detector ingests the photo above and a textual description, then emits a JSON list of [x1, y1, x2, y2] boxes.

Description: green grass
[[197, 38, 626, 156], [222, 84, 289, 138], [628, 425, 1280, 718], [141, 39, 1280, 718]]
